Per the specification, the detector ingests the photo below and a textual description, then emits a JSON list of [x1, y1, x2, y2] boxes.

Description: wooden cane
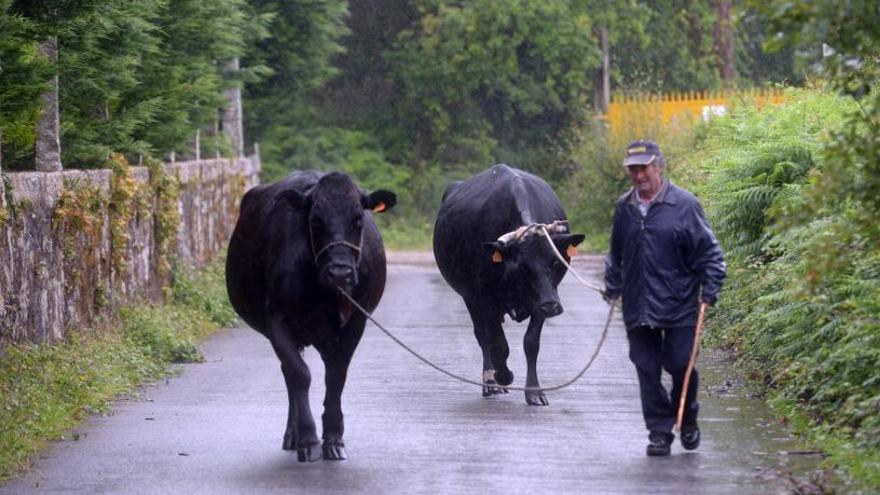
[[675, 301, 708, 433]]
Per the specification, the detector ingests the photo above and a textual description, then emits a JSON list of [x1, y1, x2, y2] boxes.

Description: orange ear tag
[[372, 202, 386, 213], [491, 250, 503, 263], [566, 245, 577, 257]]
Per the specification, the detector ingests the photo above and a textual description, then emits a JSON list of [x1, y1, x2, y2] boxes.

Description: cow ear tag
[[492, 250, 503, 263], [566, 244, 577, 257], [372, 201, 386, 213]]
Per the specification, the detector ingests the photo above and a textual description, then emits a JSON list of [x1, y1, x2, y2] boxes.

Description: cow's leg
[[317, 317, 365, 461], [270, 324, 321, 462], [523, 316, 549, 406], [485, 312, 513, 387], [464, 300, 508, 396], [280, 361, 299, 450]]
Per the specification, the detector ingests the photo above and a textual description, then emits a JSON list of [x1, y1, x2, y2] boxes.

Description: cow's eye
[[352, 216, 363, 229]]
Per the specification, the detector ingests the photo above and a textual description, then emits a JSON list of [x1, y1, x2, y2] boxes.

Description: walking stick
[[675, 301, 708, 433]]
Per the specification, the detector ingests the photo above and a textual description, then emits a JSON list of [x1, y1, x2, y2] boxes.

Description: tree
[[0, 0, 51, 168], [611, 0, 721, 93], [389, 0, 601, 182], [242, 0, 350, 180]]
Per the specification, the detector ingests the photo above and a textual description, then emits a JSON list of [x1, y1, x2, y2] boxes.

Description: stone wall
[[0, 155, 260, 347]]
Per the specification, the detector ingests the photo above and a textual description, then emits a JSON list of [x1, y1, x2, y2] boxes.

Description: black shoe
[[646, 432, 673, 456], [680, 425, 700, 450]]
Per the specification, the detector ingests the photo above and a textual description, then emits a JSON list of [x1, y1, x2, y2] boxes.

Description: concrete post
[[35, 36, 63, 172], [195, 129, 200, 162], [221, 58, 244, 157]]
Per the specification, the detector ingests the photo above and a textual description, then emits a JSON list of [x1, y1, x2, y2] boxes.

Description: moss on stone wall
[[107, 154, 138, 279], [52, 178, 106, 310], [147, 159, 181, 280], [1, 156, 256, 347], [1, 174, 16, 228]]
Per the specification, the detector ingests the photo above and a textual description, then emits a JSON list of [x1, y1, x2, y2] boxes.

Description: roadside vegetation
[[684, 88, 879, 488], [0, 260, 236, 480]]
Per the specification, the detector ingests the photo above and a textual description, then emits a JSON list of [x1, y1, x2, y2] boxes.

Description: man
[[604, 140, 726, 456]]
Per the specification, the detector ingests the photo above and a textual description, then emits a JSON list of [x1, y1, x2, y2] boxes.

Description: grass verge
[[0, 260, 237, 480]]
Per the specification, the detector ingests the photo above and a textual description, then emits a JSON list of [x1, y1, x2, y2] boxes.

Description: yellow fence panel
[[605, 88, 787, 141]]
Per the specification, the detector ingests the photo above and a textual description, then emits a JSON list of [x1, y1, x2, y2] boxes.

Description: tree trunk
[[593, 26, 610, 114], [35, 36, 63, 172], [221, 58, 244, 157], [713, 0, 735, 86]]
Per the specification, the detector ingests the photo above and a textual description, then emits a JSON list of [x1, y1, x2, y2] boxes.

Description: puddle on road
[[699, 348, 834, 492]]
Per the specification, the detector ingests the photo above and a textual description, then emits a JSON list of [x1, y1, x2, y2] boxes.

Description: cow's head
[[483, 225, 584, 320], [277, 172, 396, 294]]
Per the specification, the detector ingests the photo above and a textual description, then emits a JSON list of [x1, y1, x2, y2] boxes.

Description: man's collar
[[627, 178, 672, 206]]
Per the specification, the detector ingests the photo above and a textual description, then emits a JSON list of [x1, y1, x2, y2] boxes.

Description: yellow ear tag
[[492, 250, 503, 263], [372, 201, 386, 213], [566, 245, 577, 257]]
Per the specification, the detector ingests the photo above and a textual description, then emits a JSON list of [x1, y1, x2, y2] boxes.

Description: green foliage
[[0, 0, 51, 165], [612, 0, 721, 92], [735, 9, 802, 86], [699, 86, 880, 489], [169, 259, 239, 328], [128, 0, 270, 159], [700, 90, 852, 259], [390, 0, 600, 182], [242, 0, 349, 178], [0, 332, 162, 479], [0, 259, 235, 479], [2, 0, 267, 169], [706, 4, 880, 485], [754, 0, 880, 96]]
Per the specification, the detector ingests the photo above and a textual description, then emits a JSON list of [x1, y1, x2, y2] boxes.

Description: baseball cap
[[623, 140, 664, 167]]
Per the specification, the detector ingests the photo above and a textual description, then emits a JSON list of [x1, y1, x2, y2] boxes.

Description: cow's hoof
[[297, 442, 322, 462], [525, 391, 549, 406], [282, 432, 297, 451], [482, 382, 509, 397], [322, 440, 348, 461], [482, 370, 509, 397], [495, 369, 514, 386]]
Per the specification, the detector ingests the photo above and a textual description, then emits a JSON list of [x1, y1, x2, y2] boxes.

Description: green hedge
[[697, 88, 880, 488]]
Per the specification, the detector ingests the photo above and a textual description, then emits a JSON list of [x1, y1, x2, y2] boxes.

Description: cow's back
[[433, 164, 565, 299]]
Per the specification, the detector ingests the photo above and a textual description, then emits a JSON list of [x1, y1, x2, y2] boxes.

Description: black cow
[[433, 164, 584, 406], [226, 170, 396, 461]]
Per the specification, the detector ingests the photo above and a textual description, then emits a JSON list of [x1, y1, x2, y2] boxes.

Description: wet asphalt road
[[0, 253, 817, 494]]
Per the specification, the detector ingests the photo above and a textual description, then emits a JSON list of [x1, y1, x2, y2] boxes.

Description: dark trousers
[[627, 325, 699, 434]]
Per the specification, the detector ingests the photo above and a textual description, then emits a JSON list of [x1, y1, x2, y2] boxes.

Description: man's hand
[[602, 289, 619, 304]]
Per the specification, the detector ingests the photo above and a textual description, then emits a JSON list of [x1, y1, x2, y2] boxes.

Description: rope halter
[[496, 220, 570, 246], [311, 221, 365, 265]]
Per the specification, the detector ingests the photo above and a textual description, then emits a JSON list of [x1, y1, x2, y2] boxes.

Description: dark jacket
[[604, 180, 726, 330]]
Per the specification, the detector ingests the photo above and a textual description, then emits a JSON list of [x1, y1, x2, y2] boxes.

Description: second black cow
[[433, 164, 584, 405], [226, 170, 395, 461]]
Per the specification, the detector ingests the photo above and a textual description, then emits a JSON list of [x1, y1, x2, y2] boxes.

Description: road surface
[[0, 254, 818, 494]]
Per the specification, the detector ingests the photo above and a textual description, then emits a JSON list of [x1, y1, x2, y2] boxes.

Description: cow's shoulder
[[441, 180, 464, 204], [276, 169, 324, 194]]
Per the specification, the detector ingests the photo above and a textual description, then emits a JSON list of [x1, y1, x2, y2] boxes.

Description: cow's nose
[[328, 264, 354, 288], [539, 301, 563, 317]]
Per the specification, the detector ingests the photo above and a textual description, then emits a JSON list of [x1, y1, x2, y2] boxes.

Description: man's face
[[625, 163, 663, 198]]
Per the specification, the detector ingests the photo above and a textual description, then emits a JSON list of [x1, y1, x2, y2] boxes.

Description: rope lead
[[339, 235, 616, 392]]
